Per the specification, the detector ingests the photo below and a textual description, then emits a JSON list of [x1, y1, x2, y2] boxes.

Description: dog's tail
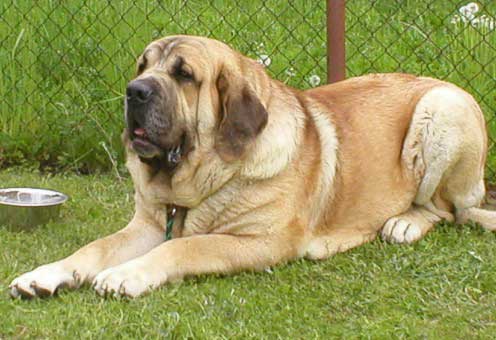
[[457, 207, 496, 231], [455, 183, 496, 230]]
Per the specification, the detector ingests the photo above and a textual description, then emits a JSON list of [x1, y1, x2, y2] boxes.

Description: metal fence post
[[327, 0, 346, 83]]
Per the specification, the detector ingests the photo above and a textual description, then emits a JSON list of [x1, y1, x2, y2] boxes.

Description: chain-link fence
[[347, 0, 496, 182], [0, 1, 327, 172], [0, 1, 495, 181]]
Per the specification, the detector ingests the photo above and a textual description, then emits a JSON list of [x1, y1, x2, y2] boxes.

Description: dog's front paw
[[92, 261, 163, 298], [9, 262, 79, 299]]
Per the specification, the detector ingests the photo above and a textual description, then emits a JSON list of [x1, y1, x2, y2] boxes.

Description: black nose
[[126, 80, 153, 104]]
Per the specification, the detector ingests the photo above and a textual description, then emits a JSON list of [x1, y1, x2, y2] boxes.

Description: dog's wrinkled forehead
[[139, 38, 186, 68], [137, 36, 227, 79]]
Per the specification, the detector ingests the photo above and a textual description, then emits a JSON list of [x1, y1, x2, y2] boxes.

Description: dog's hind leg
[[413, 85, 496, 231]]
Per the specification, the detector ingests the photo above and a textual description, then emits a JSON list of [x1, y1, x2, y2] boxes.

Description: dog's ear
[[215, 69, 268, 162]]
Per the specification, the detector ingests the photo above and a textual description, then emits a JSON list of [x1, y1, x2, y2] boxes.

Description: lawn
[[1, 0, 496, 338], [1, 169, 496, 338]]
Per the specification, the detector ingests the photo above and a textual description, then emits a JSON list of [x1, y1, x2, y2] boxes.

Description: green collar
[[165, 206, 176, 241]]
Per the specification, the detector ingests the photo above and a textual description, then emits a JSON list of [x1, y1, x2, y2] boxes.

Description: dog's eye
[[176, 68, 194, 81], [137, 62, 146, 75]]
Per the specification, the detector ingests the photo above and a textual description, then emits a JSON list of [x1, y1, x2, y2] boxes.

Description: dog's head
[[125, 35, 269, 174]]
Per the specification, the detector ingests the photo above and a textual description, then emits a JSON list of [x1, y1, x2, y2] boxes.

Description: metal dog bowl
[[0, 188, 68, 230]]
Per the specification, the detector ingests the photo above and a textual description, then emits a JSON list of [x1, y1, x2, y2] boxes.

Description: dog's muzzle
[[125, 78, 185, 167]]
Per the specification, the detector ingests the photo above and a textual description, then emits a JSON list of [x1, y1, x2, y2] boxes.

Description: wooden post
[[327, 0, 346, 83]]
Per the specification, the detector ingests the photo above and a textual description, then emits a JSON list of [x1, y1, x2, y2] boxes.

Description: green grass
[[1, 1, 496, 336], [0, 0, 495, 178], [1, 169, 496, 338], [1, 2, 496, 338]]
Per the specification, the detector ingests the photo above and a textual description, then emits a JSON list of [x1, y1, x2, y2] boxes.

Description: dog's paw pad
[[381, 217, 422, 244]]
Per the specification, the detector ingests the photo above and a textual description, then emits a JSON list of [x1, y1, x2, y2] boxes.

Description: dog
[[9, 35, 495, 298]]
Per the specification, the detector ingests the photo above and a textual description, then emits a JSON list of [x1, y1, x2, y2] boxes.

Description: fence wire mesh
[[347, 0, 496, 182], [0, 0, 495, 182], [0, 1, 327, 172]]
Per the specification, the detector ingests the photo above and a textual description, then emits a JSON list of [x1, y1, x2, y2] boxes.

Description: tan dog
[[9, 35, 495, 298]]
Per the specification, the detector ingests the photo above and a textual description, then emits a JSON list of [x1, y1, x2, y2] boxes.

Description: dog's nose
[[126, 80, 153, 104]]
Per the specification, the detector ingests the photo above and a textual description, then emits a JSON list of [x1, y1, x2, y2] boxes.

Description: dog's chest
[[181, 183, 242, 236], [181, 177, 267, 236]]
